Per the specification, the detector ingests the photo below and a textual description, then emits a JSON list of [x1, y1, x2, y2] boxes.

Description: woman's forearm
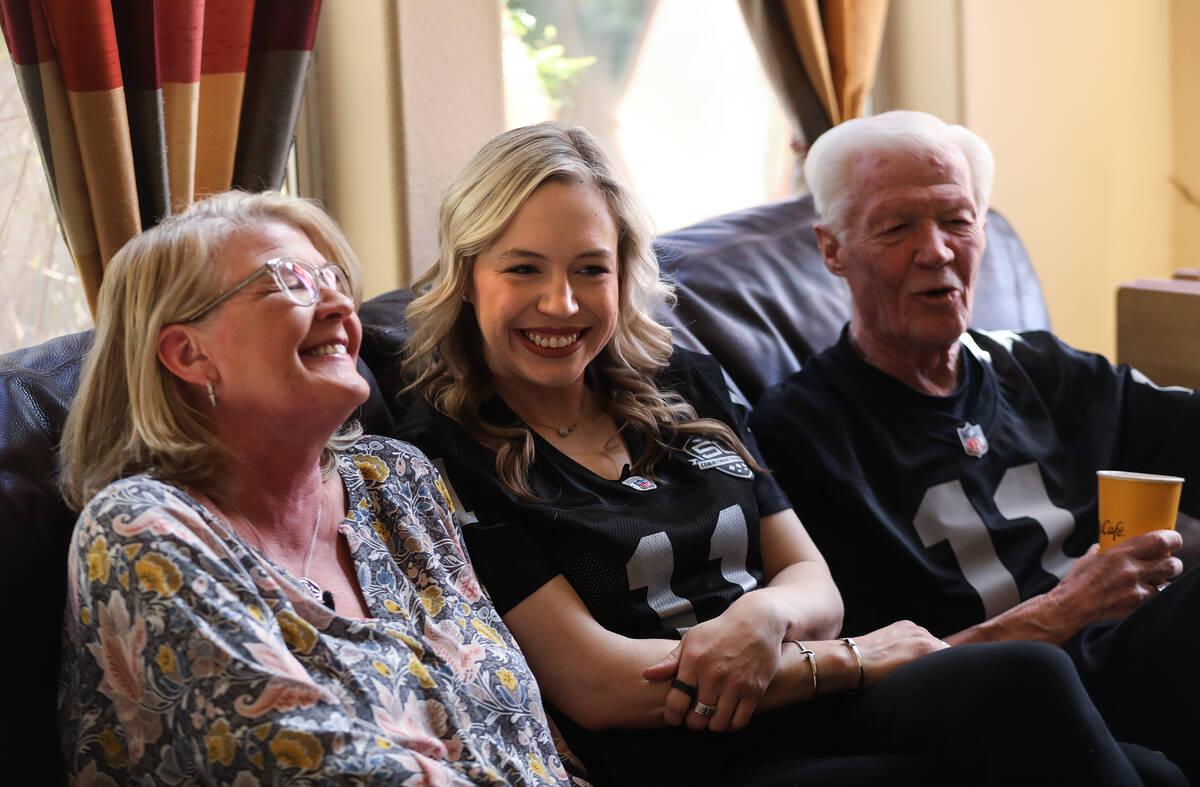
[[756, 559, 845, 641], [758, 637, 860, 711], [761, 620, 949, 711], [756, 508, 844, 640], [502, 575, 684, 730]]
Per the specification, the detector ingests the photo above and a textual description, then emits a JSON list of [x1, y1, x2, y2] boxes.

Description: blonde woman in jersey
[[399, 123, 1178, 787]]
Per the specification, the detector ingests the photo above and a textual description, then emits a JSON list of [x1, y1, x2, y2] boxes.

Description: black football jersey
[[399, 349, 790, 641], [752, 328, 1200, 639]]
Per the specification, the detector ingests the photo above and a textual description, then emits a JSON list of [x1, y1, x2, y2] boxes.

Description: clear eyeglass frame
[[178, 258, 352, 324]]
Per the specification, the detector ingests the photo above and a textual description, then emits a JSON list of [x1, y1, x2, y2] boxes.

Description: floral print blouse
[[60, 436, 570, 786]]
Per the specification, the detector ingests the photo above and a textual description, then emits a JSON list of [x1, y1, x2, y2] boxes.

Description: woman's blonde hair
[[59, 191, 364, 511], [404, 123, 757, 497]]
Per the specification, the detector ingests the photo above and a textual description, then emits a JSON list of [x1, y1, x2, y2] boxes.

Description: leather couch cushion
[[0, 330, 90, 771]]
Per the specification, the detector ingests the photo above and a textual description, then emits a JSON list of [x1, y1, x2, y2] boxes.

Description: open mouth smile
[[301, 342, 348, 357], [517, 328, 588, 356], [522, 329, 581, 349]]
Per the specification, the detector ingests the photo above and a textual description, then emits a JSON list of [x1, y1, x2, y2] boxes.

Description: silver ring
[[690, 699, 717, 717], [1156, 584, 1167, 593]]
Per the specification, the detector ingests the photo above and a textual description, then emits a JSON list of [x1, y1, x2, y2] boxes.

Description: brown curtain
[[739, 0, 888, 148], [0, 0, 322, 315]]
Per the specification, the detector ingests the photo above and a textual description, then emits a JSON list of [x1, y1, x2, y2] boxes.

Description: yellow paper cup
[[1096, 470, 1183, 551]]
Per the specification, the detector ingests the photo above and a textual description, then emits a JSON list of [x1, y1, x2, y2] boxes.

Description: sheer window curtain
[[0, 0, 322, 315]]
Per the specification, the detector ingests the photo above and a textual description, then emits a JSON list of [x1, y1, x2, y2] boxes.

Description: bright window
[[0, 48, 91, 354], [503, 0, 793, 234]]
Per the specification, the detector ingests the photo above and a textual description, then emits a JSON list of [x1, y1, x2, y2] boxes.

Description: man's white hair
[[804, 110, 995, 236]]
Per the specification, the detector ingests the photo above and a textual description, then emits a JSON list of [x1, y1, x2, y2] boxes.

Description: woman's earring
[[461, 294, 470, 303], [206, 380, 217, 408]]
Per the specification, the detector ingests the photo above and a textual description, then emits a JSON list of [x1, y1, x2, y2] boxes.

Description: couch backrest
[[0, 330, 91, 772], [653, 193, 1050, 405]]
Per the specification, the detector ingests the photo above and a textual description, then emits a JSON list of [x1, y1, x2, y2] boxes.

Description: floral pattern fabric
[[60, 436, 569, 786]]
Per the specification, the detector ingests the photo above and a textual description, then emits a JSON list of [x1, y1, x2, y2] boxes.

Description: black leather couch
[[0, 194, 1048, 773]]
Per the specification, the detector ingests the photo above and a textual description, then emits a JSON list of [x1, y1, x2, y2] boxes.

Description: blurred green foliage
[[506, 0, 655, 107], [506, 6, 596, 108]]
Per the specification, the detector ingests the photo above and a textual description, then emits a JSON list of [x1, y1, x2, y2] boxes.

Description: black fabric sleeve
[[747, 356, 906, 636], [1006, 331, 1200, 518]]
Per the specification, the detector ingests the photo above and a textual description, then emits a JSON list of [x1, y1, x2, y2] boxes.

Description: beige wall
[[302, 2, 405, 297], [395, 2, 505, 280], [880, 0, 1189, 361], [962, 0, 1174, 359], [301, 1, 504, 298], [875, 0, 962, 125], [1173, 0, 1200, 275]]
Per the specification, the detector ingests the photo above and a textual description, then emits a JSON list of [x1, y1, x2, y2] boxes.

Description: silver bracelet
[[787, 640, 819, 698], [840, 636, 865, 693]]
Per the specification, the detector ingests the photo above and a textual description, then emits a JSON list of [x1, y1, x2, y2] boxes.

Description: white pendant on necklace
[[298, 576, 324, 600], [557, 426, 571, 437]]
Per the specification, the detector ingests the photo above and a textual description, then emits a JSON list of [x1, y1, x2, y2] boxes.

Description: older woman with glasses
[[57, 191, 570, 785]]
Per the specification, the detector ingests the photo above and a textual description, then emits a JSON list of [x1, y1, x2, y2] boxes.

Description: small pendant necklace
[[526, 417, 581, 438], [523, 398, 587, 438], [232, 498, 326, 603]]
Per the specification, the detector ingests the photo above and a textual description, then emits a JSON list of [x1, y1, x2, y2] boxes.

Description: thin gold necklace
[[524, 415, 582, 438], [521, 396, 590, 438]]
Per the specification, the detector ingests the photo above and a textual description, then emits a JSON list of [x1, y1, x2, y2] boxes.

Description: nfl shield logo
[[622, 475, 658, 491], [956, 422, 988, 458]]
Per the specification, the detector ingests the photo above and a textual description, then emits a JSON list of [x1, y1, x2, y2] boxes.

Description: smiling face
[[819, 147, 986, 361], [467, 177, 620, 402], [193, 220, 369, 426]]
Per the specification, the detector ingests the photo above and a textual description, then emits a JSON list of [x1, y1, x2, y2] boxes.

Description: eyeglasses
[[178, 258, 353, 323]]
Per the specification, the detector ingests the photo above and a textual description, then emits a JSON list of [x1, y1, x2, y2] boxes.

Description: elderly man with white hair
[[751, 110, 1200, 781]]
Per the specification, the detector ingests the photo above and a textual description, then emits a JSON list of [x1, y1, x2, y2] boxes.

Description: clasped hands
[[641, 594, 947, 733], [642, 592, 784, 733]]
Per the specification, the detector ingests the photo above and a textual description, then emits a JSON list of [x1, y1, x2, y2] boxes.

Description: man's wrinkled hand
[[1048, 531, 1182, 630]]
